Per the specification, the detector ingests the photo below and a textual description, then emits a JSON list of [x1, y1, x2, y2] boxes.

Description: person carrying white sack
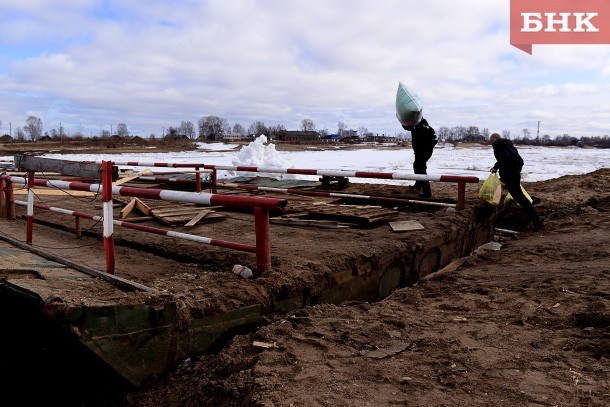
[[395, 82, 437, 198]]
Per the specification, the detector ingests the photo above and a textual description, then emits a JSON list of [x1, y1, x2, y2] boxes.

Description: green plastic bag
[[479, 173, 502, 205], [395, 82, 423, 127], [504, 184, 533, 208]]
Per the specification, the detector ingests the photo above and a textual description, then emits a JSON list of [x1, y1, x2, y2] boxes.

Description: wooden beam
[[185, 210, 210, 227]]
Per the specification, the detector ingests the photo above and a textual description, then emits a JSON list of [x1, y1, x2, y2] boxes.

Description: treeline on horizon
[[2, 115, 608, 148]]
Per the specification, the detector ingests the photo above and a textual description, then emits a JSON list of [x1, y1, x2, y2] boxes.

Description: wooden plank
[[270, 218, 351, 229], [151, 208, 204, 216], [134, 198, 152, 216], [156, 212, 224, 226], [120, 198, 137, 219], [389, 220, 425, 232], [14, 189, 96, 197], [185, 210, 210, 227], [113, 174, 140, 186]]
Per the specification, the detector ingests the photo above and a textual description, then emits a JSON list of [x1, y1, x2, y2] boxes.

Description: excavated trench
[[0, 188, 496, 406]]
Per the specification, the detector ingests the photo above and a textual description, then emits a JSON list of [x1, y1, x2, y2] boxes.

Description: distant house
[[462, 134, 487, 143], [0, 134, 13, 143], [322, 134, 339, 142], [277, 131, 320, 143], [38, 135, 53, 141], [130, 136, 147, 145]]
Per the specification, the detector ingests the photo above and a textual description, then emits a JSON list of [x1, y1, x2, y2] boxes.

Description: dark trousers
[[500, 170, 539, 223], [413, 147, 434, 195]]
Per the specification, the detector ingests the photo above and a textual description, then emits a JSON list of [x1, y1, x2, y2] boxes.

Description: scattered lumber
[[283, 202, 398, 225], [113, 196, 225, 226]]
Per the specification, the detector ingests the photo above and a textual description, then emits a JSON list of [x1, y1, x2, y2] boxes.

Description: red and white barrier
[[1, 175, 286, 211], [104, 160, 478, 209], [102, 161, 115, 274], [13, 200, 257, 253], [1, 173, 284, 274]]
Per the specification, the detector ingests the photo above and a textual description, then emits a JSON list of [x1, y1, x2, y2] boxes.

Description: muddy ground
[[1, 141, 608, 406], [124, 169, 610, 407]]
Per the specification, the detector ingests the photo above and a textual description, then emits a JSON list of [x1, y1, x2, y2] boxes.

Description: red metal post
[[254, 207, 271, 276], [195, 166, 202, 193], [75, 216, 81, 238], [211, 169, 218, 193], [5, 178, 15, 220], [457, 181, 466, 210], [102, 161, 116, 274], [26, 170, 35, 245], [0, 178, 4, 218]]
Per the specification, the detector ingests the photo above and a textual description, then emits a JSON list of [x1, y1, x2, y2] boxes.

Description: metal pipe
[[220, 182, 457, 208], [14, 200, 257, 254], [102, 161, 115, 275], [254, 207, 271, 274], [1, 175, 287, 211], [26, 170, 34, 245]]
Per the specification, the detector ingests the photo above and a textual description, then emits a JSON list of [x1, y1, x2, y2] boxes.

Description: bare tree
[[267, 124, 286, 138], [437, 126, 451, 141], [502, 130, 511, 139], [180, 121, 195, 139], [116, 123, 129, 137], [301, 118, 316, 132], [198, 116, 230, 140], [522, 128, 531, 139], [337, 121, 347, 136], [357, 127, 369, 138], [232, 123, 246, 137], [16, 127, 25, 141], [248, 121, 268, 137], [25, 115, 43, 141], [481, 128, 490, 139]]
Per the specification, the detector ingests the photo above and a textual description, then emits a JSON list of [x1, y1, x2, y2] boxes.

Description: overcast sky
[[1, 0, 609, 139]]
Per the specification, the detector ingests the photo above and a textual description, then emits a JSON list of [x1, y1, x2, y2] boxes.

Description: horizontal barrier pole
[[101, 161, 479, 184], [14, 200, 257, 253], [204, 165, 480, 184], [2, 175, 286, 211], [219, 182, 457, 208]]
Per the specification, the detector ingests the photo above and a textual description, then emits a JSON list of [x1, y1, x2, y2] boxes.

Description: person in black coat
[[403, 117, 437, 197], [490, 133, 543, 231]]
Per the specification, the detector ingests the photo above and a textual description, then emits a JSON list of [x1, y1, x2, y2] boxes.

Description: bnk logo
[[510, 0, 610, 54]]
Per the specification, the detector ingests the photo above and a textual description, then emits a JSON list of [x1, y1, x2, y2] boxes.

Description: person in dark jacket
[[490, 133, 543, 231], [403, 117, 437, 198]]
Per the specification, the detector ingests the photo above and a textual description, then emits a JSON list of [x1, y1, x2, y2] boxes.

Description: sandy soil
[[1, 141, 608, 406]]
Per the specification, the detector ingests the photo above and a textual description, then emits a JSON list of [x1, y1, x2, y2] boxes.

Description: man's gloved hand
[[490, 167, 497, 173]]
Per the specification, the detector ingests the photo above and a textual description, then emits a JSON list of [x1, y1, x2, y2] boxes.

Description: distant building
[[322, 134, 339, 142], [0, 134, 14, 143], [130, 136, 147, 145], [277, 131, 320, 143]]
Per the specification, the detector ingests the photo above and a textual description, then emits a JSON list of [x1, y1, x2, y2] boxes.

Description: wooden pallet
[[283, 202, 398, 225], [114, 196, 225, 226]]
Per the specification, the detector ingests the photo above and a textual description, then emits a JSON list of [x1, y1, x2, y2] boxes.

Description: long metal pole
[[26, 170, 35, 245], [102, 161, 115, 274]]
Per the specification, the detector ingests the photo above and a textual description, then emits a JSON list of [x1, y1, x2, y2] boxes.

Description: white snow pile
[[231, 135, 295, 179]]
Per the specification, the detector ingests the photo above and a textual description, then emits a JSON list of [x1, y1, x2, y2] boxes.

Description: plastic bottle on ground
[[232, 264, 253, 279]]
